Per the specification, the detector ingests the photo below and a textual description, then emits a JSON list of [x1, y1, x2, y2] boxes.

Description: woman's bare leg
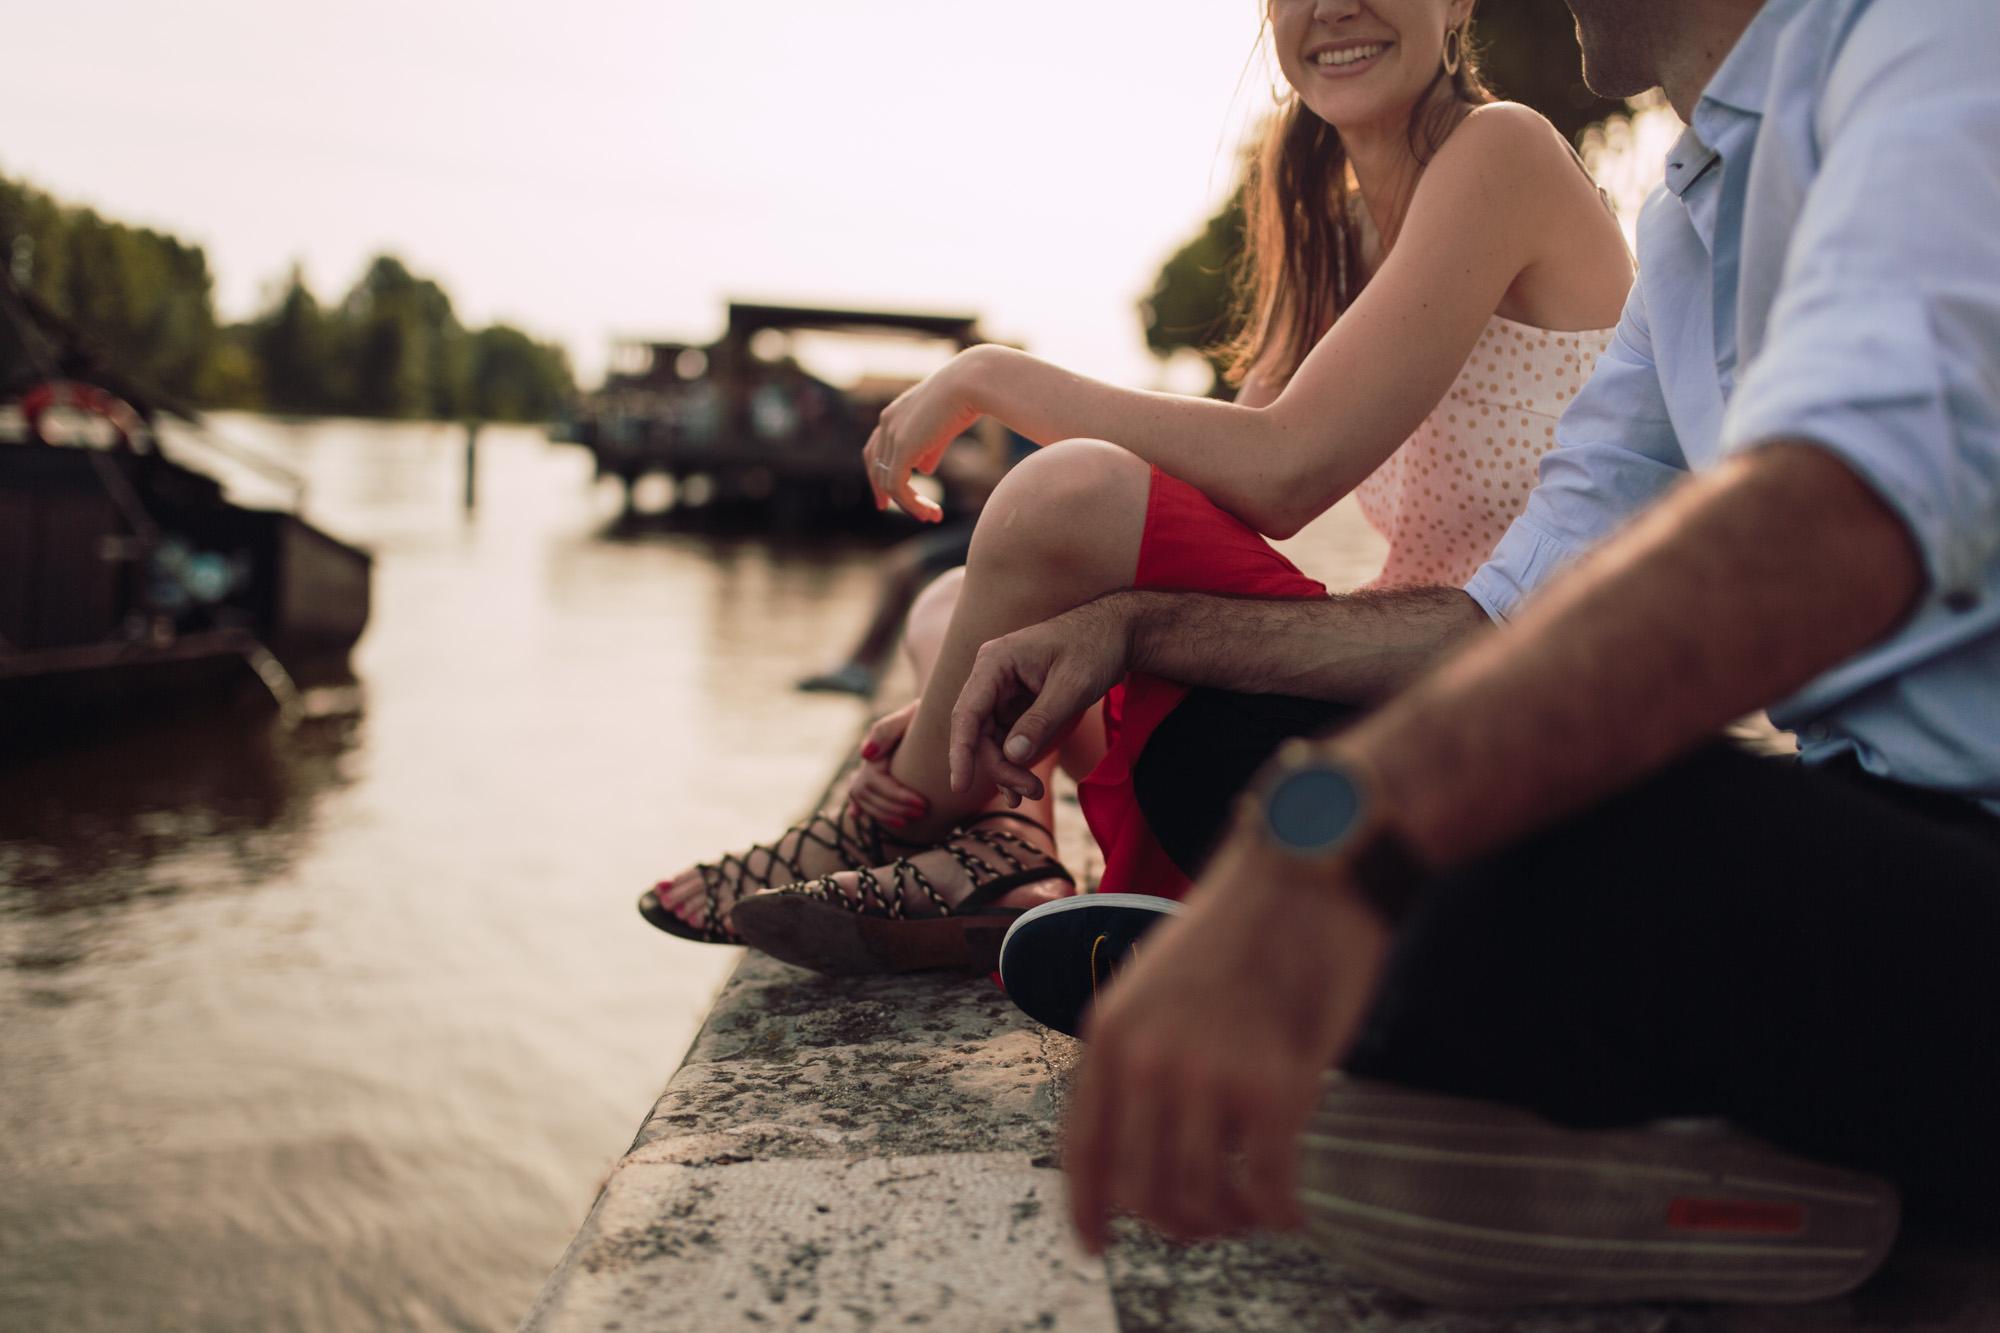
[[896, 567, 1107, 838], [652, 440, 1146, 928], [887, 439, 1150, 842], [899, 566, 961, 684]]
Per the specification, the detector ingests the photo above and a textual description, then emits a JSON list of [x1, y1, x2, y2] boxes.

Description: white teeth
[[1314, 44, 1384, 67]]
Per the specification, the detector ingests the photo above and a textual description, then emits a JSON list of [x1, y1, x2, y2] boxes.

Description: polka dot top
[[1352, 314, 1615, 589]]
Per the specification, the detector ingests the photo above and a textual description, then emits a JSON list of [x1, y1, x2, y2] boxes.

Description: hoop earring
[[1442, 26, 1463, 77]]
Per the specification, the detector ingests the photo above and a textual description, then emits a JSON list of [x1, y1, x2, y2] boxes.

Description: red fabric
[[1078, 467, 1329, 899]]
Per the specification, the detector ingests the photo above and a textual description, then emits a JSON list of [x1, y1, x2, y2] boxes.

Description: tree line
[[0, 172, 573, 423]]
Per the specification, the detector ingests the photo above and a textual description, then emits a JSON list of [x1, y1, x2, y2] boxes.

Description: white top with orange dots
[[1352, 314, 1616, 589]]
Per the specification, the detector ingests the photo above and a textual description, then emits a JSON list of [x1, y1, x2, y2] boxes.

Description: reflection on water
[[0, 417, 896, 1331]]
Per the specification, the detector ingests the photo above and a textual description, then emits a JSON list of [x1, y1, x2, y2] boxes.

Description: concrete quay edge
[[526, 773, 1997, 1332]]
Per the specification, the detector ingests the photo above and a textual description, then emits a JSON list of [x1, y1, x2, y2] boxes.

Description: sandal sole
[[730, 892, 1023, 976]]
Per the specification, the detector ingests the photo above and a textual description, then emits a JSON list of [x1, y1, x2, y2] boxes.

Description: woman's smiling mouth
[[1309, 41, 1393, 75]]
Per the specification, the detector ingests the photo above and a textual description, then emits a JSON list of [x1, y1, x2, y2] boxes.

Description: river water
[[0, 418, 914, 1330], [0, 415, 1386, 1331]]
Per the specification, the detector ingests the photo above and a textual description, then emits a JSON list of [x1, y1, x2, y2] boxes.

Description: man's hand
[[1064, 819, 1394, 1252], [948, 596, 1137, 800]]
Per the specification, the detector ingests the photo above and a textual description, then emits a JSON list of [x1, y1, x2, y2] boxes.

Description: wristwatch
[[1242, 739, 1428, 925]]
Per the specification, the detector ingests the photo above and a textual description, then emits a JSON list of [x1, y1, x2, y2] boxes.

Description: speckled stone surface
[[522, 1153, 1116, 1332], [526, 781, 1999, 1331]]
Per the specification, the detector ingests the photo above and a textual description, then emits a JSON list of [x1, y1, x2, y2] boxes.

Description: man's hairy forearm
[[1113, 585, 1491, 704], [1342, 442, 1925, 867]]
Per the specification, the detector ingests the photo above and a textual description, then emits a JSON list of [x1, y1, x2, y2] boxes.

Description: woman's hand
[[862, 348, 992, 522], [847, 701, 929, 830]]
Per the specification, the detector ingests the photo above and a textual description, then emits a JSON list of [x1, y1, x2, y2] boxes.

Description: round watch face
[[1266, 764, 1364, 855]]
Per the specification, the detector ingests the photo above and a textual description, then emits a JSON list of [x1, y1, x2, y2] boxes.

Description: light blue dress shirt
[[1465, 0, 2000, 810]]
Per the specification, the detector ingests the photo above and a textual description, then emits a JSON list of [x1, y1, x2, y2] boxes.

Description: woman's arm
[[870, 105, 1617, 537]]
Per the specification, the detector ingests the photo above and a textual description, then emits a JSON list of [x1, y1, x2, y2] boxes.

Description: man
[[948, 0, 2000, 1305]]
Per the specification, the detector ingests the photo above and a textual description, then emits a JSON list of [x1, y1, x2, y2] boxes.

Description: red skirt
[[1077, 467, 1328, 899]]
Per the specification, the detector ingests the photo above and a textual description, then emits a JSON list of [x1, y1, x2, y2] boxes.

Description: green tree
[[467, 323, 573, 422], [1138, 192, 1244, 397], [196, 327, 263, 407], [0, 173, 219, 402], [3, 172, 574, 421], [251, 266, 332, 414], [336, 255, 463, 418]]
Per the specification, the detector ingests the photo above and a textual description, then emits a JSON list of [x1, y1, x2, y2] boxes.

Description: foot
[[648, 807, 914, 942], [744, 813, 1074, 924], [726, 813, 1079, 975], [997, 894, 1184, 1037]]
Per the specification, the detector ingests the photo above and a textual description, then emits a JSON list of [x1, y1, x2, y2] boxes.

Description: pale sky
[[2, 1, 1285, 388]]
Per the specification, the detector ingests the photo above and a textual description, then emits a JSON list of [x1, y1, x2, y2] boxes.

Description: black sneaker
[[997, 893, 1182, 1037]]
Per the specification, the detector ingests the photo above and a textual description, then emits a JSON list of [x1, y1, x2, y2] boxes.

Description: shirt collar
[[1663, 0, 1817, 198], [1662, 126, 1719, 199]]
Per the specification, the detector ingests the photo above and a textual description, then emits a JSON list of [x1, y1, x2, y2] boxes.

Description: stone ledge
[[524, 1151, 1116, 1332], [527, 946, 1999, 1333]]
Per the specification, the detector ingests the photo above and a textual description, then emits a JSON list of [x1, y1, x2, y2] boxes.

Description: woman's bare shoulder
[[1412, 102, 1616, 243], [1433, 101, 1585, 184]]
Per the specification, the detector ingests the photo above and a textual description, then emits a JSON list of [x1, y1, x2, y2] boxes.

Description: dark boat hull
[[0, 441, 371, 744], [0, 631, 267, 747]]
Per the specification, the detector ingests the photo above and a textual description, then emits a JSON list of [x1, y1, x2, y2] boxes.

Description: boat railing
[[156, 415, 308, 511]]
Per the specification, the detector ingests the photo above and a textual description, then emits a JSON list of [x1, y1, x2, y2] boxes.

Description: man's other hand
[[1063, 824, 1394, 1252], [948, 596, 1135, 801]]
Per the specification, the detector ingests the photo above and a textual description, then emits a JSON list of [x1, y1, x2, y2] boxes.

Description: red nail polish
[[861, 742, 879, 760]]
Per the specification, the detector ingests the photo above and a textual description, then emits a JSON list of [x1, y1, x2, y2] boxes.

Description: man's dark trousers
[[1132, 688, 2000, 1223]]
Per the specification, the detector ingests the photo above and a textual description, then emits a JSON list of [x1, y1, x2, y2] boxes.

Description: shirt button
[[1944, 588, 1980, 614], [1802, 724, 1830, 744]]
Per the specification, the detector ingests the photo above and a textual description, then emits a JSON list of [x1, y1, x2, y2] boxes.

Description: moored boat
[[1, 276, 371, 747], [574, 300, 1015, 521]]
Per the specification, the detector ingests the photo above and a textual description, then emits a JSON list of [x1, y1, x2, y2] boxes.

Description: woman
[[641, 0, 1632, 968]]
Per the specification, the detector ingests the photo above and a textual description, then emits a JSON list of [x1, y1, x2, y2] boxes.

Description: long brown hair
[[1221, 10, 1492, 387]]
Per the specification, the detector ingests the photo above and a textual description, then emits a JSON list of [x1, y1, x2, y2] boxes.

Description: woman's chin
[[1305, 85, 1430, 140]]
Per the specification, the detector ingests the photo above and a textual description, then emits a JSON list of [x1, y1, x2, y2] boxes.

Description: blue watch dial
[[1266, 764, 1363, 854]]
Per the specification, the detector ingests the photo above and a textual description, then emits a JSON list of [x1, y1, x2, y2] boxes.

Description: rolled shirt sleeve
[[1466, 280, 1690, 622], [1721, 0, 2000, 604]]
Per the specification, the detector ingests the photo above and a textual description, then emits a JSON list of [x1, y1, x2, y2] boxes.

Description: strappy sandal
[[726, 811, 1075, 975], [637, 808, 920, 945]]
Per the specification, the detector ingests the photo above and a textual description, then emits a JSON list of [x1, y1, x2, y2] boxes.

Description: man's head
[[1565, 0, 1771, 111], [1562, 0, 1672, 98]]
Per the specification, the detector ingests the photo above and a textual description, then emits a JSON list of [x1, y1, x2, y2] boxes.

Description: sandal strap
[[951, 825, 1075, 914], [691, 808, 919, 934], [790, 819, 1072, 921], [959, 809, 1057, 841], [693, 862, 753, 942]]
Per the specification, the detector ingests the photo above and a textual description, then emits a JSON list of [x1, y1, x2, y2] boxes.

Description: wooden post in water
[[462, 420, 481, 513]]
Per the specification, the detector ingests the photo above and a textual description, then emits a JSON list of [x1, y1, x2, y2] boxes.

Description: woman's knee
[[969, 438, 1151, 571]]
